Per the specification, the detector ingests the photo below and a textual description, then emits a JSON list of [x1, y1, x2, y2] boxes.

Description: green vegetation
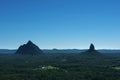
[[33, 65, 59, 70], [113, 67, 120, 70], [0, 53, 120, 80]]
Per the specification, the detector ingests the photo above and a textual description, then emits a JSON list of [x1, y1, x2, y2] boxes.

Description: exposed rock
[[82, 43, 100, 54], [15, 40, 43, 55], [87, 43, 95, 53]]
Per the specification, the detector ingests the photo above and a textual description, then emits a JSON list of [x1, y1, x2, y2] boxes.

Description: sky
[[0, 0, 120, 49]]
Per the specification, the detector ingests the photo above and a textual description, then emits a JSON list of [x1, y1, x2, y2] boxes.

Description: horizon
[[1, 48, 120, 50], [0, 0, 120, 49]]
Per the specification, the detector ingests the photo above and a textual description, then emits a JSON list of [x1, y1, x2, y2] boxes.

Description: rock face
[[85, 43, 100, 54], [88, 43, 95, 53], [15, 40, 43, 55]]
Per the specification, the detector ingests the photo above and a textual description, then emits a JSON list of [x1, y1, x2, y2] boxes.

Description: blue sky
[[0, 0, 120, 49]]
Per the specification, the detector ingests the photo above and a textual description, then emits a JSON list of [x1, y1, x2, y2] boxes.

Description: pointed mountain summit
[[15, 40, 43, 55], [27, 40, 33, 45], [88, 43, 95, 53], [82, 43, 100, 55]]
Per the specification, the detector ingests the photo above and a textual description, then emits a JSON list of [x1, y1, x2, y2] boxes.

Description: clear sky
[[0, 0, 120, 49]]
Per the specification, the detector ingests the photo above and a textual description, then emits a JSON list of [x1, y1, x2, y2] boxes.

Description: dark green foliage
[[15, 40, 43, 55], [0, 53, 120, 80]]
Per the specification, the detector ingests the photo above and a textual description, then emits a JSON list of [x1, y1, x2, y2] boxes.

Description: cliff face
[[15, 40, 43, 55]]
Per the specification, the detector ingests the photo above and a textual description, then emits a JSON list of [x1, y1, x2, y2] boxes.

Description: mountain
[[86, 43, 100, 53], [15, 40, 43, 55], [81, 43, 100, 55]]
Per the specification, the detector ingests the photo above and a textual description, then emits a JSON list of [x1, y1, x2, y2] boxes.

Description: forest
[[0, 53, 120, 80]]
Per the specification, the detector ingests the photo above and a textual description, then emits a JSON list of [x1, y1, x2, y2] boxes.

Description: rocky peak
[[88, 43, 95, 52], [15, 40, 43, 55], [83, 43, 100, 54], [27, 40, 33, 45]]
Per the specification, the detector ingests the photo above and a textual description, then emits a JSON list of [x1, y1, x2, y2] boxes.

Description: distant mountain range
[[0, 49, 16, 54], [0, 49, 120, 54]]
